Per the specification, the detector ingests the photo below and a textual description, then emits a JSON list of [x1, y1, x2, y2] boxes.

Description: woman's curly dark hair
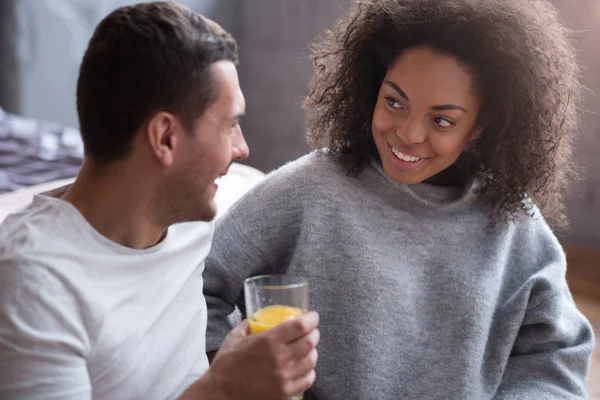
[[304, 0, 582, 228]]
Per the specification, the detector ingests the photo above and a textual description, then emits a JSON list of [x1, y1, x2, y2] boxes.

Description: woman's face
[[371, 46, 484, 184]]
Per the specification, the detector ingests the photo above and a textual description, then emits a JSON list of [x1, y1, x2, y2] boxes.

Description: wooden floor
[[566, 244, 600, 399], [574, 294, 600, 399]]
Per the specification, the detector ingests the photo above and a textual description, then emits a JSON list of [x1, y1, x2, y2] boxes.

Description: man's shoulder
[[0, 197, 84, 298], [0, 198, 99, 333], [0, 195, 69, 258], [0, 199, 95, 315], [0, 247, 100, 362]]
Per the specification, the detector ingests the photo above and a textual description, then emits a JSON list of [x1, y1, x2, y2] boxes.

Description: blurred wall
[[235, 1, 350, 171], [0, 0, 237, 127], [552, 0, 600, 248], [0, 0, 20, 113]]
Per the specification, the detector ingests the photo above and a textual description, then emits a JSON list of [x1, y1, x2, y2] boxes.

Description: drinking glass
[[244, 275, 309, 400]]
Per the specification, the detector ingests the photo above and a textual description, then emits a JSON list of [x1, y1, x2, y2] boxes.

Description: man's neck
[[61, 159, 168, 250]]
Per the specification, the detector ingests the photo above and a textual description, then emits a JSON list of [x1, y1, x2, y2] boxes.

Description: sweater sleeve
[[203, 213, 273, 351], [203, 166, 306, 352], [494, 219, 594, 399]]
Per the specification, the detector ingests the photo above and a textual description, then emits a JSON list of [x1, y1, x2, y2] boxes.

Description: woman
[[203, 0, 594, 398]]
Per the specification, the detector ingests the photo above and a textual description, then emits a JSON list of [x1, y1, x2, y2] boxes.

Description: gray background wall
[[551, 0, 600, 248], [235, 1, 350, 171], [0, 0, 237, 125], [0, 0, 598, 248]]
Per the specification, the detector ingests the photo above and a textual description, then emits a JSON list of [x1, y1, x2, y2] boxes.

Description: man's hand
[[205, 311, 320, 400]]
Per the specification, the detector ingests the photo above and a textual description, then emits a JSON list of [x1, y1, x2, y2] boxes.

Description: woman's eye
[[385, 97, 404, 109], [433, 117, 454, 128]]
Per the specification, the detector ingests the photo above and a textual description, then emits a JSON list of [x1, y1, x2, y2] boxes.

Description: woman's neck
[[425, 164, 466, 187]]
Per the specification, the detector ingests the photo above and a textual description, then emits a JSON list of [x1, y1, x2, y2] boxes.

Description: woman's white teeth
[[392, 147, 422, 162]]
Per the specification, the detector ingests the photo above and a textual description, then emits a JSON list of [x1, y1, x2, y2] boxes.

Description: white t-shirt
[[0, 188, 213, 400]]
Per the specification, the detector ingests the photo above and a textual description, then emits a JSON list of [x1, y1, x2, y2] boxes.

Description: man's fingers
[[284, 369, 317, 398], [229, 319, 250, 338], [288, 328, 320, 360], [289, 348, 319, 380], [268, 311, 319, 343]]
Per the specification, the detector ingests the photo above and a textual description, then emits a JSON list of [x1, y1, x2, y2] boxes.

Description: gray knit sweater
[[204, 151, 593, 399]]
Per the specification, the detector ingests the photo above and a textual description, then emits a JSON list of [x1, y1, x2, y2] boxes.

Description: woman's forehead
[[384, 47, 479, 105]]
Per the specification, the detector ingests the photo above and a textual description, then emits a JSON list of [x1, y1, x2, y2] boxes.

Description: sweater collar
[[366, 156, 479, 209]]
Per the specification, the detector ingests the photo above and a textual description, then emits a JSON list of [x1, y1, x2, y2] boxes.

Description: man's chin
[[179, 201, 217, 224], [201, 200, 218, 222], [197, 205, 217, 222]]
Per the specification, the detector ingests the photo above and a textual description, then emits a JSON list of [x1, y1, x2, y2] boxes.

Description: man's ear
[[146, 112, 180, 166]]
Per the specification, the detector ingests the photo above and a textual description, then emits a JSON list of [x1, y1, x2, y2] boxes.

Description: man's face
[[162, 60, 248, 223]]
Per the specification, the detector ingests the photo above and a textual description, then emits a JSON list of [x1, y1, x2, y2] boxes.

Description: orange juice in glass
[[244, 275, 309, 400]]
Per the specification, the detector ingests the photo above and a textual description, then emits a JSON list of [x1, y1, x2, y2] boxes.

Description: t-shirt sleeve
[[0, 258, 94, 400]]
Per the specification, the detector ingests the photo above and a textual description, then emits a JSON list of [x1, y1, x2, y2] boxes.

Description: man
[[0, 2, 319, 399]]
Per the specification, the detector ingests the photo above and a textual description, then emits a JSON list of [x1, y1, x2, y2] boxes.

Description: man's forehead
[[209, 63, 244, 113], [201, 90, 244, 125], [228, 91, 246, 119]]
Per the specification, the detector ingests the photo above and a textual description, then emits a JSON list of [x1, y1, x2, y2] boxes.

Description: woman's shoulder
[[269, 149, 344, 177], [222, 150, 345, 215], [499, 200, 567, 279], [257, 150, 347, 192]]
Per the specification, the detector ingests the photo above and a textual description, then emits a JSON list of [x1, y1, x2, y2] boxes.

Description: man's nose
[[232, 128, 249, 160]]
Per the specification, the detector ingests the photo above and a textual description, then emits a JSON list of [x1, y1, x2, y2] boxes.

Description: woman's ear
[[470, 125, 484, 141], [470, 113, 492, 141]]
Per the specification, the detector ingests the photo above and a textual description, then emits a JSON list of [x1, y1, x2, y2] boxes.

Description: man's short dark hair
[[76, 1, 238, 163]]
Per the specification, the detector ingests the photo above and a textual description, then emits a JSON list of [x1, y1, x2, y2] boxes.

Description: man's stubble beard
[[154, 165, 217, 226]]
